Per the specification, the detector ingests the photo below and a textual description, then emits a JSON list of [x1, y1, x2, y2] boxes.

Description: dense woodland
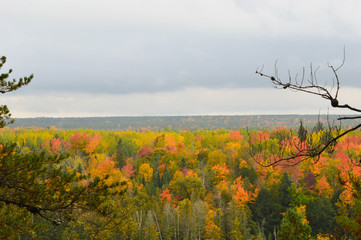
[[12, 115, 361, 131], [1, 124, 361, 239]]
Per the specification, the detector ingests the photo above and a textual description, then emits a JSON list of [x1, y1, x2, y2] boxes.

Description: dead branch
[[254, 48, 361, 166]]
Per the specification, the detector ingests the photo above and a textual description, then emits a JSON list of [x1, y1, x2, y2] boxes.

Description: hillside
[[12, 115, 361, 131]]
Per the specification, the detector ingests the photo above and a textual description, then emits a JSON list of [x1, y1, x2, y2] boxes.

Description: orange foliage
[[211, 163, 231, 185], [121, 162, 135, 178], [160, 188, 172, 204], [228, 130, 243, 142], [215, 180, 229, 193], [69, 132, 101, 155], [84, 135, 101, 154], [87, 155, 125, 189], [204, 209, 223, 240], [158, 163, 166, 178], [339, 181, 354, 205], [231, 176, 255, 208], [279, 136, 308, 157], [176, 141, 186, 151], [164, 136, 177, 151], [316, 174, 333, 197]]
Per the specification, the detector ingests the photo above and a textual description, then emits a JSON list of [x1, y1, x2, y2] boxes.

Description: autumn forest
[[1, 122, 361, 239]]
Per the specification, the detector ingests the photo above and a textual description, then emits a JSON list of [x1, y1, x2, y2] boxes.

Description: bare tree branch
[[254, 48, 361, 166]]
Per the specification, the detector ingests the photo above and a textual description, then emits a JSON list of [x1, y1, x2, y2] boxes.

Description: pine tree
[[278, 207, 311, 240], [298, 119, 307, 142], [0, 56, 33, 127], [0, 56, 129, 238]]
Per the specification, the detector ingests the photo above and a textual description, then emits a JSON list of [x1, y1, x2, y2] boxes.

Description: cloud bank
[[0, 0, 360, 116]]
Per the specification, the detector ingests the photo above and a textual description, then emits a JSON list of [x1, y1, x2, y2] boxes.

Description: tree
[[204, 209, 224, 240], [0, 56, 33, 127], [251, 187, 281, 238], [0, 56, 130, 238], [256, 50, 361, 238], [255, 49, 361, 166], [278, 206, 312, 240], [115, 137, 137, 168], [306, 196, 336, 236], [169, 170, 203, 201]]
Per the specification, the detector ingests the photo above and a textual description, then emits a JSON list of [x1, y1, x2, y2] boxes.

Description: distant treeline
[[12, 115, 361, 131]]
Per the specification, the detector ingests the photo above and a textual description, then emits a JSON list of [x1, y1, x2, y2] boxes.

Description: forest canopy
[[0, 126, 360, 239], [2, 53, 361, 239]]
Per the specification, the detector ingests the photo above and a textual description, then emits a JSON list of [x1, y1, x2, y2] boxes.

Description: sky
[[1, 0, 361, 117]]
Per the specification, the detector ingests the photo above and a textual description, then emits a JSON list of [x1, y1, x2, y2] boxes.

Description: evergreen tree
[[0, 56, 33, 127], [278, 207, 311, 240], [276, 172, 292, 212], [115, 137, 137, 168], [298, 119, 307, 142], [306, 197, 336, 236], [0, 56, 130, 238], [251, 188, 281, 238]]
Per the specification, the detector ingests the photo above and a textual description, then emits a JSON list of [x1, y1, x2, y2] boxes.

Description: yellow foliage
[[316, 234, 333, 240], [295, 205, 309, 224], [208, 150, 226, 168], [87, 154, 126, 190], [139, 163, 153, 183]]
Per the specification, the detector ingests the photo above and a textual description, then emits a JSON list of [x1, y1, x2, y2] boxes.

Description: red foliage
[[250, 131, 270, 143], [228, 130, 243, 142], [42, 138, 70, 154], [166, 145, 177, 154], [138, 147, 154, 158], [158, 163, 166, 178], [121, 162, 135, 178]]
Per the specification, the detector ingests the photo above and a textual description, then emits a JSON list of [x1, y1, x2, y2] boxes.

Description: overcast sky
[[1, 0, 361, 117]]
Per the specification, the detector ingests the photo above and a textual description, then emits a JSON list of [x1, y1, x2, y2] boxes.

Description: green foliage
[[0, 143, 128, 235], [239, 166, 258, 185], [0, 203, 40, 239], [0, 57, 136, 239], [278, 207, 311, 240], [335, 173, 361, 239], [306, 197, 336, 236], [276, 173, 292, 211], [298, 119, 308, 142], [115, 137, 137, 168], [251, 188, 281, 237], [1, 120, 361, 239], [289, 184, 310, 207], [0, 56, 33, 128], [169, 170, 204, 201]]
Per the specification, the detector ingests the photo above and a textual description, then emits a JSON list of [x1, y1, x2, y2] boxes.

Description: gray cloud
[[0, 0, 361, 116], [4, 33, 360, 96], [4, 87, 361, 118]]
